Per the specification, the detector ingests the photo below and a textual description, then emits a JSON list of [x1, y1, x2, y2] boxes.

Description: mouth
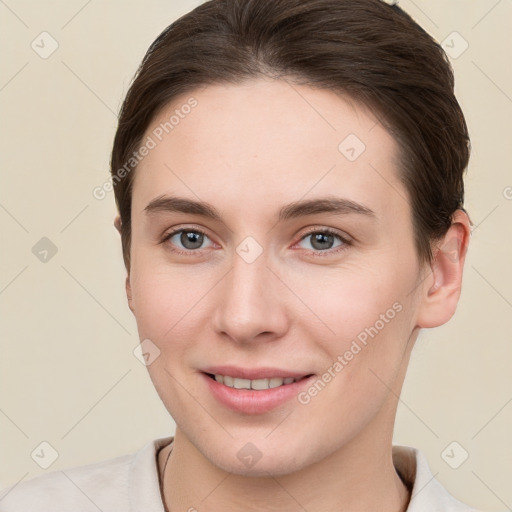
[[204, 373, 311, 390], [200, 367, 315, 414]]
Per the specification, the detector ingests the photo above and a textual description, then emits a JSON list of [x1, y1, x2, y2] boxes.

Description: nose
[[212, 248, 289, 345]]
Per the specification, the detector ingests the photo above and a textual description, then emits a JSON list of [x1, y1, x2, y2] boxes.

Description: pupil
[[181, 231, 203, 249], [312, 233, 333, 250]]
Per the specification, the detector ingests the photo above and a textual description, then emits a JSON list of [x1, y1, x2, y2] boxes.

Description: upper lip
[[201, 366, 313, 380]]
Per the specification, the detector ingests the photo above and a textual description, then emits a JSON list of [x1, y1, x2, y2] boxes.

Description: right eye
[[161, 228, 216, 254]]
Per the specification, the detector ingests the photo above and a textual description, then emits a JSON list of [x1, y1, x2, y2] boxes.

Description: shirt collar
[[129, 437, 475, 511], [129, 436, 172, 512], [393, 444, 477, 511]]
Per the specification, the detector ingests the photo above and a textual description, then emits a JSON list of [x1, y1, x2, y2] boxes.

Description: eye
[[296, 228, 350, 255], [162, 228, 215, 253]]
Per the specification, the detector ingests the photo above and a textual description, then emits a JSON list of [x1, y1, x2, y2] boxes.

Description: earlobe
[[416, 210, 471, 328]]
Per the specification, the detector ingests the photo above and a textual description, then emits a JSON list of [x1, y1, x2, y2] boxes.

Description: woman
[[0, 0, 479, 510]]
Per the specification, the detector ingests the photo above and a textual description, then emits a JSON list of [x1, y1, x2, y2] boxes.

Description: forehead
[[133, 78, 407, 220]]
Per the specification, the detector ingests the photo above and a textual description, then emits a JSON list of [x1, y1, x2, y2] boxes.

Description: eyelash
[[160, 226, 352, 257], [301, 227, 352, 257]]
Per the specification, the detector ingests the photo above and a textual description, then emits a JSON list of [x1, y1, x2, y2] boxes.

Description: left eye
[[297, 230, 345, 251]]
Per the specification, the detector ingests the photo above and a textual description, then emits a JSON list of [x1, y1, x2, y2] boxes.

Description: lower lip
[[201, 373, 314, 415]]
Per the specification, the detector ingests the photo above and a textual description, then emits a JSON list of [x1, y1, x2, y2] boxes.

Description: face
[[127, 78, 425, 476]]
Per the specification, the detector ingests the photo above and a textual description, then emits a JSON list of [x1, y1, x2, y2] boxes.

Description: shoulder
[[393, 444, 483, 512], [0, 452, 132, 512], [0, 437, 172, 512]]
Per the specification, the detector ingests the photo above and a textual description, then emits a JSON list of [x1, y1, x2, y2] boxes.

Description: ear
[[114, 215, 122, 234], [125, 274, 135, 314], [114, 216, 135, 313], [416, 210, 471, 328]]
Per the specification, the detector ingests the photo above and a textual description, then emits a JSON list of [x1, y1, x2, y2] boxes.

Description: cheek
[[293, 259, 415, 397], [130, 270, 177, 339], [290, 259, 408, 345], [129, 250, 220, 352]]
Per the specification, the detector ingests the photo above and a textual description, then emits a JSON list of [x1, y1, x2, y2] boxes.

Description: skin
[[116, 77, 471, 511]]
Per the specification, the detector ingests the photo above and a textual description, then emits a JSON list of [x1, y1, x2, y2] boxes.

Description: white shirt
[[0, 436, 480, 511]]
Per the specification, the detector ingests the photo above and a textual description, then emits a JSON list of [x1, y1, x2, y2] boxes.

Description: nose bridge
[[213, 244, 288, 343]]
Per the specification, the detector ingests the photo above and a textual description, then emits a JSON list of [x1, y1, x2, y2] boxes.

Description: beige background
[[1, 0, 511, 510]]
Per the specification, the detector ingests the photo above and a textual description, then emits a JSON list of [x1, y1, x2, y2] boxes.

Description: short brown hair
[[111, 0, 470, 269]]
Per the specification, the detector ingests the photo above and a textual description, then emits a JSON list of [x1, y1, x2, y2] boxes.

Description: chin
[[214, 450, 307, 477], [195, 433, 327, 478]]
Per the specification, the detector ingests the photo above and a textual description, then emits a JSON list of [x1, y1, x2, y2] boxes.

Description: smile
[[201, 368, 315, 414], [208, 374, 301, 390]]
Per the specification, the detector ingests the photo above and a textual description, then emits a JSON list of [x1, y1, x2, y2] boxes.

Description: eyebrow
[[144, 195, 376, 222]]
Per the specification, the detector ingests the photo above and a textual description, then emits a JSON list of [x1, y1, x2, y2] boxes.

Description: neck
[[160, 420, 411, 512]]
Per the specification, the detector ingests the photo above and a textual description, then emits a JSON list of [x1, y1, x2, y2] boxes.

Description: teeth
[[233, 378, 251, 389], [251, 378, 269, 390], [269, 377, 284, 388], [213, 374, 299, 390]]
